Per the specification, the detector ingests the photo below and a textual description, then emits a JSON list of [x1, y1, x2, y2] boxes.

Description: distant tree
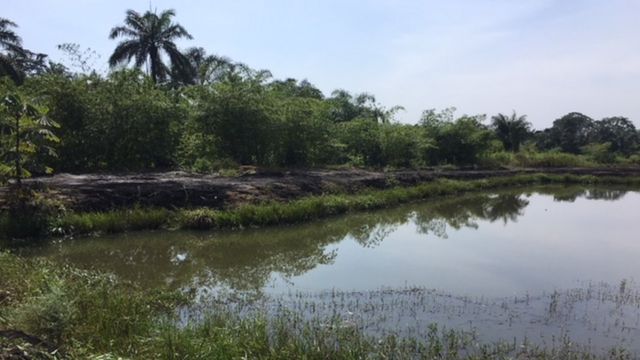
[[109, 9, 193, 83], [0, 18, 25, 84], [328, 90, 403, 124], [490, 111, 531, 152], [420, 110, 494, 165], [171, 47, 235, 85], [57, 43, 102, 75], [592, 117, 638, 155], [270, 78, 324, 100], [548, 112, 595, 154]]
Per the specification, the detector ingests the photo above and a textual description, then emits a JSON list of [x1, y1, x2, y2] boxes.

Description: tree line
[[1, 9, 639, 181]]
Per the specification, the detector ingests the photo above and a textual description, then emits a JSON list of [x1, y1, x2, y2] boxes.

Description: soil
[[2, 167, 640, 212]]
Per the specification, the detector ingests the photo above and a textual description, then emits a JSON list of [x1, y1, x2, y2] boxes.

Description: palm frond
[[108, 40, 139, 67]]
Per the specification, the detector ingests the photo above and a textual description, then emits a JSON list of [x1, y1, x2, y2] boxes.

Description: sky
[[4, 0, 640, 129]]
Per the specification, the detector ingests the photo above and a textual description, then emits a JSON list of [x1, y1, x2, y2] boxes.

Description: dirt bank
[[3, 167, 640, 211]]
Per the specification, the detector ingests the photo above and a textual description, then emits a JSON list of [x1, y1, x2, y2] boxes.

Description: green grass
[[3, 173, 640, 240], [53, 207, 171, 235]]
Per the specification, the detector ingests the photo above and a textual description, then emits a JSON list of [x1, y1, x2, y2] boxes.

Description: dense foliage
[[1, 9, 639, 180]]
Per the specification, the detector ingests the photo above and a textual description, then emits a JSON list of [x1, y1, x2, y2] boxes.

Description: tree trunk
[[14, 113, 21, 188]]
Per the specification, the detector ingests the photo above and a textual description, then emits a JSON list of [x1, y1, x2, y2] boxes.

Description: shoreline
[[2, 170, 640, 241]]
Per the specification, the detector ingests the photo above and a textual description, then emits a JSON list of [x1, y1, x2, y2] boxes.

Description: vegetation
[[108, 9, 193, 84], [1, 7, 639, 360], [1, 252, 636, 359], [491, 111, 531, 152], [0, 9, 638, 177], [1, 174, 636, 241]]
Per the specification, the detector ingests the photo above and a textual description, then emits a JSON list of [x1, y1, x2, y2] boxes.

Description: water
[[21, 184, 640, 353], [25, 185, 640, 297]]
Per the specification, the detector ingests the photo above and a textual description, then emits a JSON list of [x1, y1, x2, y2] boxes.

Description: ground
[[2, 167, 640, 211]]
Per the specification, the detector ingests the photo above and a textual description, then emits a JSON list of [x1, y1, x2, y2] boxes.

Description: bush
[[512, 151, 593, 168], [1, 189, 64, 240], [581, 142, 616, 164]]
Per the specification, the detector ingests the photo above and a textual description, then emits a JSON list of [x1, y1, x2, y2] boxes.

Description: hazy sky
[[4, 0, 640, 128]]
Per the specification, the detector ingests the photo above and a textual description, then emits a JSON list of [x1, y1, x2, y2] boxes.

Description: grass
[[26, 173, 640, 238], [55, 207, 171, 235], [0, 252, 636, 359]]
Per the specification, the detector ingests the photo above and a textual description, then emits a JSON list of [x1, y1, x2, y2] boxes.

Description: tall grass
[[55, 207, 171, 235]]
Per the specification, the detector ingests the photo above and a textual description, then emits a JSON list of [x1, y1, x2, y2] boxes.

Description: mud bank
[[3, 167, 640, 211]]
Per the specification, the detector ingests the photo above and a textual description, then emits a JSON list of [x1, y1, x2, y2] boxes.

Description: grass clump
[[0, 252, 184, 357], [56, 207, 170, 235]]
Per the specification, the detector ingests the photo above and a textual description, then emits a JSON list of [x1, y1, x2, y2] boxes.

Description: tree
[[548, 112, 594, 154], [171, 47, 234, 85], [491, 111, 531, 152], [0, 93, 59, 187], [328, 90, 403, 124], [108, 9, 193, 83], [420, 110, 494, 165], [592, 117, 638, 155], [269, 78, 324, 100], [0, 18, 25, 84]]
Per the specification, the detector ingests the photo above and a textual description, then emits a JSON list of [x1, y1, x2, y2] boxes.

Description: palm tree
[[172, 47, 233, 85], [0, 17, 26, 83], [491, 111, 532, 152], [108, 9, 193, 83]]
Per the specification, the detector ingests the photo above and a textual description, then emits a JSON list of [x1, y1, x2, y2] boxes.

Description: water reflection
[[22, 185, 640, 294], [413, 193, 529, 238], [533, 186, 629, 202]]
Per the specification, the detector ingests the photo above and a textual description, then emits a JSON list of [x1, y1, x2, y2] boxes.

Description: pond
[[22, 184, 640, 353]]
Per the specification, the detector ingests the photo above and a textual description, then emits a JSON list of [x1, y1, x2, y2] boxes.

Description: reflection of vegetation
[[24, 185, 636, 293], [413, 193, 529, 239], [532, 185, 629, 202]]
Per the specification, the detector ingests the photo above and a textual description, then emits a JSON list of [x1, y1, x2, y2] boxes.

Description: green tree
[[173, 47, 234, 85], [191, 76, 276, 165], [420, 109, 494, 165], [272, 97, 332, 166], [379, 124, 423, 168], [336, 119, 383, 166], [0, 93, 59, 186], [491, 111, 531, 152], [548, 112, 594, 154], [592, 117, 638, 155], [328, 90, 403, 124], [108, 9, 193, 83], [0, 18, 25, 84], [28, 70, 184, 172], [269, 78, 324, 100]]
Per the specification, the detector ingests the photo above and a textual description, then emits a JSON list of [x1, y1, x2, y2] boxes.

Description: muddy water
[[22, 185, 640, 352]]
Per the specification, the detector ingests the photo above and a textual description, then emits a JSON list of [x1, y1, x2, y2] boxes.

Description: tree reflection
[[412, 193, 529, 239], [532, 185, 630, 202], [23, 185, 634, 293]]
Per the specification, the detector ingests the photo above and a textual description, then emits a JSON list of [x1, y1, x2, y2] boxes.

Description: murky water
[[22, 184, 640, 353], [25, 185, 640, 297]]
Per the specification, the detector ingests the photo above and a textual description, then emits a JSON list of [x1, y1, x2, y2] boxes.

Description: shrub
[[1, 189, 64, 240]]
